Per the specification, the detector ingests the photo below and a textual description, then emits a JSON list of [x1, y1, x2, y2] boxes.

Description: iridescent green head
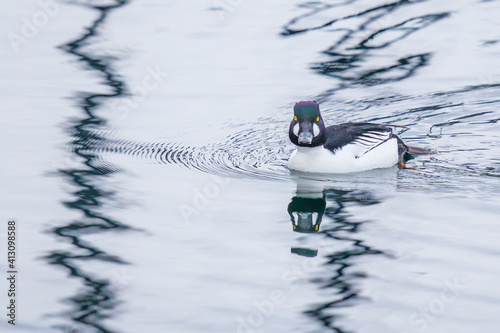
[[289, 101, 326, 147], [293, 101, 320, 119]]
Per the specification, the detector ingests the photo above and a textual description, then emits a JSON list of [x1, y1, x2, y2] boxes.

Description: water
[[1, 0, 500, 332]]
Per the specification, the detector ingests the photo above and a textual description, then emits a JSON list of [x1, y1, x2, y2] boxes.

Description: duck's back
[[323, 123, 395, 151]]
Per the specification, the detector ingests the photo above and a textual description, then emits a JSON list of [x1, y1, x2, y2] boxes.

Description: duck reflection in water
[[288, 171, 387, 258], [288, 189, 326, 257], [287, 171, 392, 331], [288, 196, 326, 233]]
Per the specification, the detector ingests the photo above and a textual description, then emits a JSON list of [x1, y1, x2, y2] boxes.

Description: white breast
[[288, 138, 399, 173]]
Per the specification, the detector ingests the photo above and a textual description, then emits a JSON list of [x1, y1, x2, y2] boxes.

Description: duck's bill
[[298, 131, 313, 144]]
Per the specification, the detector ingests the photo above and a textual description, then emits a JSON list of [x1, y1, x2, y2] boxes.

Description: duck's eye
[[316, 117, 320, 122], [294, 116, 297, 121]]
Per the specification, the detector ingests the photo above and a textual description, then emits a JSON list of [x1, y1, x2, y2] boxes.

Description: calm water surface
[[1, 0, 500, 332]]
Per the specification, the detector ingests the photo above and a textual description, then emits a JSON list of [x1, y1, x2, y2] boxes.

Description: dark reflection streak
[[358, 14, 449, 50], [46, 1, 130, 332], [282, 0, 423, 36], [309, 191, 384, 332], [283, 1, 449, 103], [282, 0, 357, 35], [324, 8, 404, 52]]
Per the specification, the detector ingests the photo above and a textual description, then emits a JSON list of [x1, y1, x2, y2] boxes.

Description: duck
[[288, 101, 431, 173]]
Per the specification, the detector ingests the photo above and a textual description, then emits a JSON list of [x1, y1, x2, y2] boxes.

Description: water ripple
[[97, 124, 293, 180]]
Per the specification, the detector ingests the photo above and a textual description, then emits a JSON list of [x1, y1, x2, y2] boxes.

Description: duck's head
[[287, 196, 326, 233], [289, 101, 326, 147]]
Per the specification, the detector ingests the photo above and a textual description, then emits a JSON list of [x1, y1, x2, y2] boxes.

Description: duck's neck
[[296, 145, 324, 153]]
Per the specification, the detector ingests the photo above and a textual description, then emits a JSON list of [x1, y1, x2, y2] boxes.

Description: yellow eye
[[316, 117, 320, 122], [294, 116, 297, 121]]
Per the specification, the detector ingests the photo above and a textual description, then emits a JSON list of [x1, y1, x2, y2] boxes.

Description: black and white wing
[[348, 129, 394, 158], [324, 123, 395, 158]]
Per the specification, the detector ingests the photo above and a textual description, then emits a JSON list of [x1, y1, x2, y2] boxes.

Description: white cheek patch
[[293, 123, 299, 136], [313, 123, 320, 137]]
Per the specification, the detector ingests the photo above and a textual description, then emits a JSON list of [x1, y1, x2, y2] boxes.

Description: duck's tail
[[399, 145, 433, 170], [407, 146, 433, 155]]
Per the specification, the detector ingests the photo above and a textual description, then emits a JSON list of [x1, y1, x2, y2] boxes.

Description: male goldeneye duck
[[288, 101, 431, 173]]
